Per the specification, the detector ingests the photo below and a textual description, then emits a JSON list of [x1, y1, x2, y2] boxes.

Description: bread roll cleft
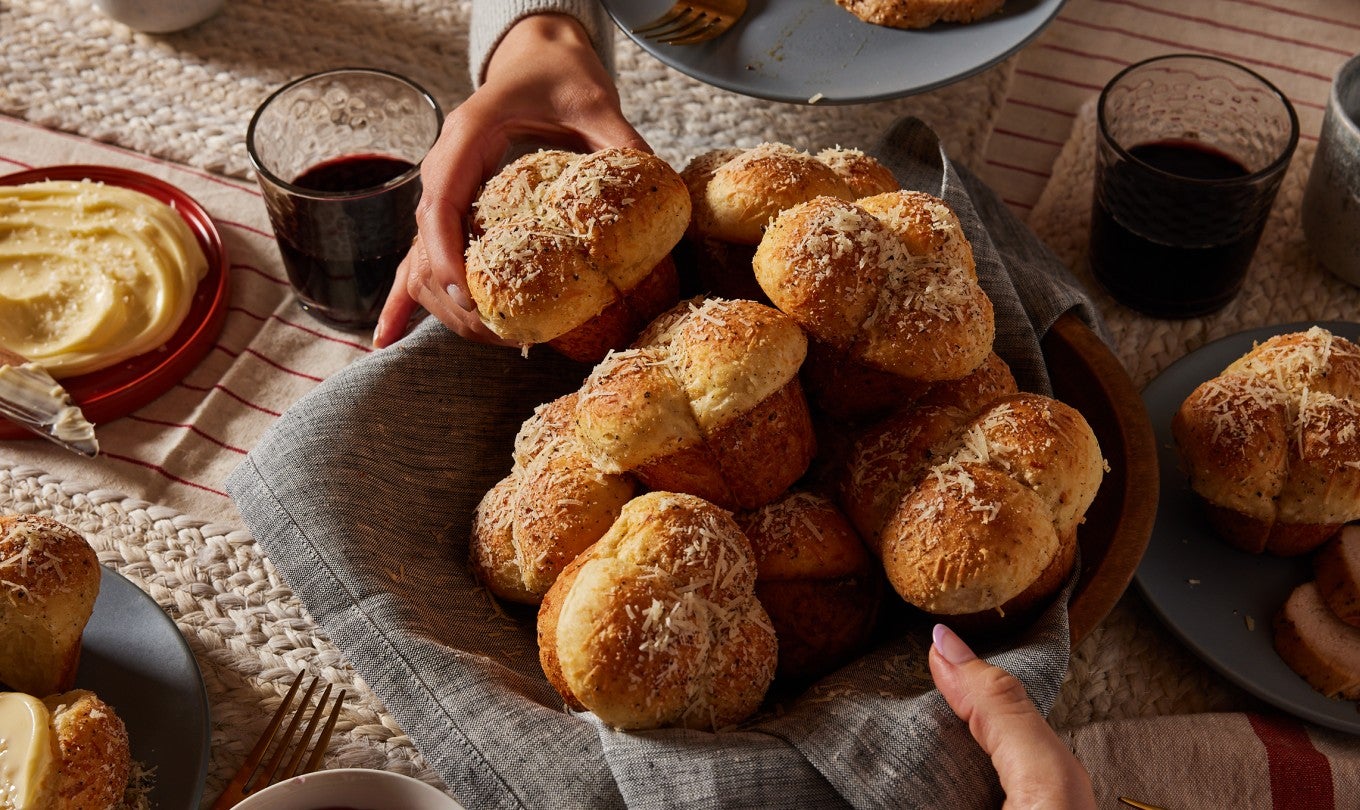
[[470, 393, 638, 604], [1172, 327, 1360, 556], [537, 492, 777, 730], [754, 191, 995, 405], [0, 515, 100, 697], [465, 147, 689, 358], [736, 492, 881, 682], [843, 394, 1104, 628], [576, 297, 815, 511]]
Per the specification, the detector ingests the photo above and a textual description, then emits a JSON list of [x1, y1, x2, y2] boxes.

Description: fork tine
[[280, 683, 332, 781], [240, 671, 305, 780], [302, 688, 347, 775], [659, 18, 724, 44], [633, 6, 695, 35], [253, 676, 319, 790], [649, 14, 714, 41]]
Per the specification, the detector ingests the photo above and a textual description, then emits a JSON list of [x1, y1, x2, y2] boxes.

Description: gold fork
[[211, 671, 347, 809], [632, 0, 748, 45]]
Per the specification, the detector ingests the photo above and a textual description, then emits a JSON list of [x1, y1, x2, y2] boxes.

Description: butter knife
[[0, 346, 100, 457]]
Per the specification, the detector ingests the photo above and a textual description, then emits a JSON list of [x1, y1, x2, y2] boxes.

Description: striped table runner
[[0, 115, 371, 521]]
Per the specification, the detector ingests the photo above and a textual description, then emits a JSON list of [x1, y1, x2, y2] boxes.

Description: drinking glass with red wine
[[1090, 54, 1298, 318], [247, 68, 443, 331]]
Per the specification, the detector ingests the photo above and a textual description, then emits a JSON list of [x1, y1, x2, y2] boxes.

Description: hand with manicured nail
[[930, 624, 1097, 809], [372, 12, 650, 349]]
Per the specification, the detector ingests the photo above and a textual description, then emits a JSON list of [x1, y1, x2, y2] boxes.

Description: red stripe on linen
[[225, 304, 372, 352], [1038, 42, 1130, 69], [0, 156, 33, 170], [1003, 97, 1078, 120], [1014, 67, 1103, 92], [984, 159, 1053, 179], [177, 381, 283, 418], [103, 451, 228, 498], [0, 115, 260, 196], [1002, 197, 1034, 211], [125, 415, 249, 455], [220, 219, 278, 241], [1054, 17, 1335, 84], [1246, 713, 1334, 810], [1222, 0, 1360, 30], [1093, 0, 1357, 56], [230, 262, 289, 286], [211, 344, 322, 382], [991, 127, 1067, 148]]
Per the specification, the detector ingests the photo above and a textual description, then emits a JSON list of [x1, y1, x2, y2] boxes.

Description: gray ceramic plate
[[602, 0, 1067, 104], [76, 566, 211, 807], [1136, 320, 1360, 735]]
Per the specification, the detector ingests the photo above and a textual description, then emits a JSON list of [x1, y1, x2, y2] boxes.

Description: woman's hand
[[374, 13, 648, 348], [930, 624, 1097, 809]]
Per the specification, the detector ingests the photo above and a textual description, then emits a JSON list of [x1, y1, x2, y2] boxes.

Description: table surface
[[2, 0, 1359, 807]]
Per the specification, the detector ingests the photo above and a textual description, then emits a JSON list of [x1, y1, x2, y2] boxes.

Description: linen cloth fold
[[226, 117, 1101, 809]]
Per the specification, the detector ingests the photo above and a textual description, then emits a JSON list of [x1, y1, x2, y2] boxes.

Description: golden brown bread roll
[[836, 0, 1006, 29], [0, 515, 100, 697], [753, 191, 995, 390], [470, 393, 638, 604], [0, 689, 130, 810], [1274, 580, 1360, 699], [842, 394, 1104, 627], [465, 148, 689, 357], [537, 492, 777, 730], [574, 297, 816, 511], [1315, 525, 1360, 627], [736, 492, 881, 682], [1172, 327, 1360, 556], [679, 144, 900, 300]]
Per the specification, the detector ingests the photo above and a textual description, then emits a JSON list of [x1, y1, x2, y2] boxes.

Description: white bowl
[[231, 769, 463, 810], [94, 0, 226, 33]]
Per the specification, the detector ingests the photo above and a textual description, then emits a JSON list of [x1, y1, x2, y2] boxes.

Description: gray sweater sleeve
[[469, 1, 614, 88]]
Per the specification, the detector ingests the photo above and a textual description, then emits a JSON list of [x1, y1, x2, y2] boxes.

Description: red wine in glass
[[1090, 139, 1271, 318], [272, 153, 420, 330]]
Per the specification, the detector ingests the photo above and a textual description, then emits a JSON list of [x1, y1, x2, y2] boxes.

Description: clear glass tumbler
[[247, 68, 443, 330], [1090, 54, 1298, 318]]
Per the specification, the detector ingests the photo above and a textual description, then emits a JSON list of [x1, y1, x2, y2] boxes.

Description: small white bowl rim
[[231, 768, 463, 810]]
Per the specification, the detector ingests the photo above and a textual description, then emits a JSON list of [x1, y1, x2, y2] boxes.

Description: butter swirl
[[0, 179, 208, 378]]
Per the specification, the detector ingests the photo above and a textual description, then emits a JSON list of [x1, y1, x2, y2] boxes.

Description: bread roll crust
[[836, 0, 1006, 29], [738, 492, 881, 681], [537, 492, 777, 729], [1172, 327, 1360, 556], [699, 143, 853, 244], [467, 147, 689, 352], [576, 298, 815, 511], [754, 190, 994, 387], [44, 689, 132, 810], [1315, 526, 1360, 627], [0, 515, 100, 697], [844, 394, 1103, 626], [1274, 580, 1360, 699], [470, 394, 638, 604]]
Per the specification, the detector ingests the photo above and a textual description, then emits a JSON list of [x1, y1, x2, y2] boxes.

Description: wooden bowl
[[1043, 311, 1158, 643]]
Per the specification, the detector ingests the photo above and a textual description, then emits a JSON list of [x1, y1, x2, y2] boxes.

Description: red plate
[[0, 164, 231, 438]]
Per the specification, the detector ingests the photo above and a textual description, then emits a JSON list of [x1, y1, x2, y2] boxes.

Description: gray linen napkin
[[227, 117, 1102, 810]]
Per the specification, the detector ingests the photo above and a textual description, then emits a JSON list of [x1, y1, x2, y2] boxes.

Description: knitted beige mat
[[1030, 99, 1360, 730]]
